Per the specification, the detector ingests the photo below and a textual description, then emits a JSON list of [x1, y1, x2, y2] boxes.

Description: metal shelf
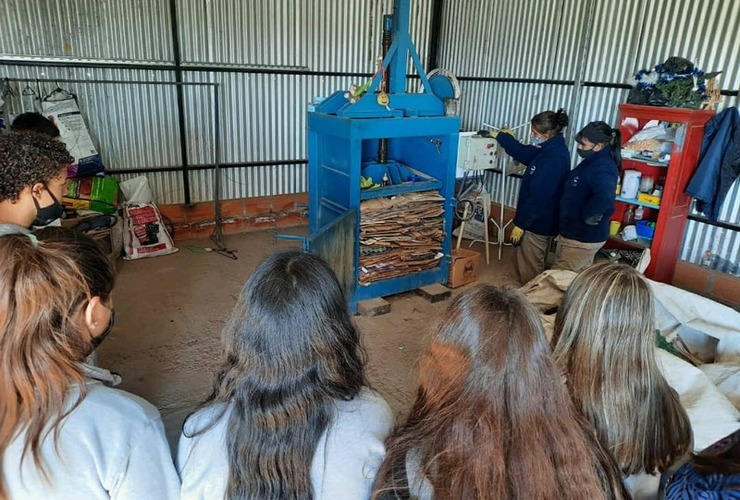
[[609, 234, 651, 249], [360, 178, 443, 200], [622, 154, 670, 167], [615, 195, 661, 210]]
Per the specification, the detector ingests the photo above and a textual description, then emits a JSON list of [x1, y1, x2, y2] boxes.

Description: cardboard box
[[60, 214, 123, 267], [447, 248, 481, 288]]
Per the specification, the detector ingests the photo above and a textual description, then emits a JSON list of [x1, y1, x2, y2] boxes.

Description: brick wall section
[[157, 193, 308, 241], [672, 261, 740, 309]]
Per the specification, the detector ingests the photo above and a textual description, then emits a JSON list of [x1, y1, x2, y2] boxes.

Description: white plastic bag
[[119, 176, 155, 204], [122, 202, 178, 260]]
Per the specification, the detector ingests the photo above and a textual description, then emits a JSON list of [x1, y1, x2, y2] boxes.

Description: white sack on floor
[[649, 279, 740, 363], [122, 203, 178, 260], [700, 363, 740, 411], [656, 350, 740, 451]]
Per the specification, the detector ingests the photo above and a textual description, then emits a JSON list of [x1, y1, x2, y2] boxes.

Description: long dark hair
[[551, 262, 692, 475], [188, 250, 366, 499], [372, 285, 628, 500], [532, 107, 569, 136], [0, 229, 114, 499]]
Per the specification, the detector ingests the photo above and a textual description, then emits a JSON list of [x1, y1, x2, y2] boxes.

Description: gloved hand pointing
[[510, 226, 525, 246]]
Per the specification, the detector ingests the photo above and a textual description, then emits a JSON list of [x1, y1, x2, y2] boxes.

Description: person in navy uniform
[[553, 121, 620, 272], [494, 109, 571, 284]]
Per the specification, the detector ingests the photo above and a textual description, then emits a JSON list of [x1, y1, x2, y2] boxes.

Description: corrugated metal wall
[[1, 0, 738, 268], [439, 0, 739, 270], [1, 0, 173, 63], [1, 0, 432, 204]]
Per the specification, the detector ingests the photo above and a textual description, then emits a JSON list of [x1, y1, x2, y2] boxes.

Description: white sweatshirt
[[178, 387, 393, 500], [3, 369, 180, 499]]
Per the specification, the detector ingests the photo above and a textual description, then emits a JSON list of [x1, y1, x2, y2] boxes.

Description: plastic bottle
[[622, 206, 635, 226], [634, 205, 644, 221], [381, 173, 390, 187], [700, 250, 713, 269]]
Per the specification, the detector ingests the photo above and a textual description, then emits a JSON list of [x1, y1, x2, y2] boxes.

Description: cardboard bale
[[447, 248, 480, 288]]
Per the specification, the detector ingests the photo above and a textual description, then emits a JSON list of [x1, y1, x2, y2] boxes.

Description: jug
[[621, 170, 642, 199]]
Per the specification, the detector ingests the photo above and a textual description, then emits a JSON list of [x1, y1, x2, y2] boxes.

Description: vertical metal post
[[567, 0, 597, 145], [427, 0, 444, 70], [378, 15, 393, 164], [169, 0, 192, 205], [212, 83, 223, 247], [389, 0, 411, 94]]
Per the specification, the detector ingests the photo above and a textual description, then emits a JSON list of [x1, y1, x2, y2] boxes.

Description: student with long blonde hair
[[0, 229, 179, 499], [551, 262, 692, 495], [372, 285, 628, 500]]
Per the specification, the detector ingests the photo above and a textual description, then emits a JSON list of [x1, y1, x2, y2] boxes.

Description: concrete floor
[[98, 227, 518, 448]]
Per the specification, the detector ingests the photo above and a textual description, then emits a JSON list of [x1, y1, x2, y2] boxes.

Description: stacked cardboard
[[359, 191, 445, 284]]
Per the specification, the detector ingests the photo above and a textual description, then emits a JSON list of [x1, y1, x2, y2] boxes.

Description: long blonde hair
[[0, 230, 114, 498], [551, 261, 691, 475], [372, 285, 628, 499]]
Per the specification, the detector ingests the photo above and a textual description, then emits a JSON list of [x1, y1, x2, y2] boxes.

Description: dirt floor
[[98, 227, 519, 449]]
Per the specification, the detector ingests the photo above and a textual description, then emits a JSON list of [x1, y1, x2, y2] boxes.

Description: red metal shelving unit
[[608, 104, 714, 282]]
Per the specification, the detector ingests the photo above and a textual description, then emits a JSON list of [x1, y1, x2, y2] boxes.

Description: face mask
[[32, 188, 65, 226], [577, 148, 598, 159], [530, 135, 544, 146], [91, 308, 115, 349]]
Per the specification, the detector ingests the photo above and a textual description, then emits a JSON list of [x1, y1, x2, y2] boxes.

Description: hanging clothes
[[686, 107, 740, 221]]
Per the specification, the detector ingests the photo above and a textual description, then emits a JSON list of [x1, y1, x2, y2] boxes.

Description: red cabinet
[[608, 104, 714, 282]]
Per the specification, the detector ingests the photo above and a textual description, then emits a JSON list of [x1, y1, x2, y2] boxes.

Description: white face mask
[[530, 135, 544, 146]]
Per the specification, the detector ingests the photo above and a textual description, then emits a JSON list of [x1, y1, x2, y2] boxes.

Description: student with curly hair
[[0, 228, 180, 499], [372, 285, 628, 500], [0, 132, 72, 234], [178, 250, 393, 499], [10, 112, 61, 140]]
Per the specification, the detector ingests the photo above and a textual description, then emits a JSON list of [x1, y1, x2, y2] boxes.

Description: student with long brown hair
[[551, 262, 692, 496], [0, 229, 179, 499], [178, 250, 393, 499], [372, 285, 628, 500]]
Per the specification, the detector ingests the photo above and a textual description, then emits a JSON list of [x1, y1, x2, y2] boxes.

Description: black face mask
[[577, 148, 598, 159], [91, 308, 115, 350], [32, 188, 65, 226]]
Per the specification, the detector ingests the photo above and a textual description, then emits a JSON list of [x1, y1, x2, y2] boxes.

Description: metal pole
[[211, 83, 224, 248], [427, 0, 445, 71], [2, 77, 216, 87], [567, 0, 597, 145], [169, 0, 192, 206], [390, 0, 410, 94], [378, 14, 393, 164]]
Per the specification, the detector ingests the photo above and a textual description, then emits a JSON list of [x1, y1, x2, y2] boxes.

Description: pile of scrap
[[359, 191, 444, 284]]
